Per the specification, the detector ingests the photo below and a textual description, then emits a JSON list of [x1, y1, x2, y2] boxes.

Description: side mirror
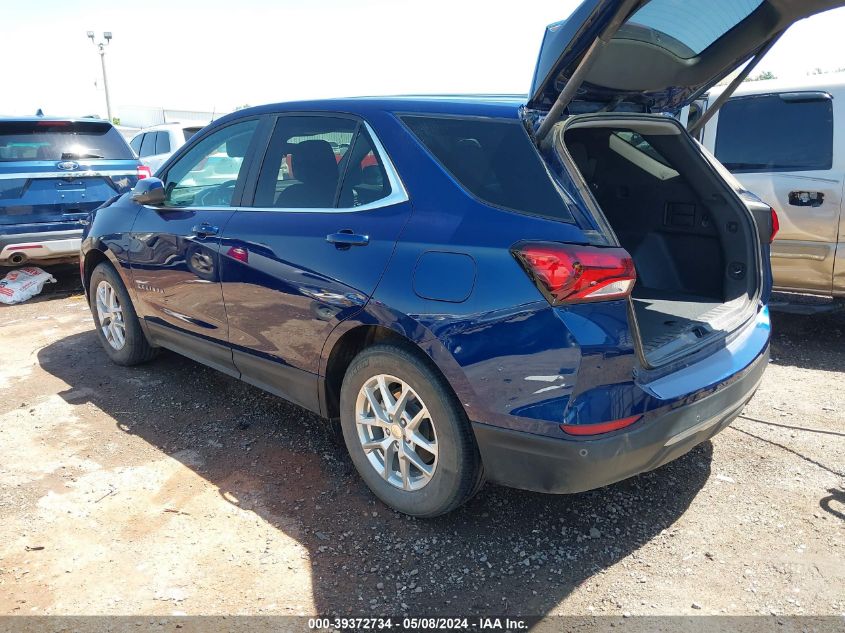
[[132, 177, 166, 205]]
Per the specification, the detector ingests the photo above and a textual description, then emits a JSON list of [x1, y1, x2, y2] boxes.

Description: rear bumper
[[0, 229, 82, 264], [473, 343, 768, 494]]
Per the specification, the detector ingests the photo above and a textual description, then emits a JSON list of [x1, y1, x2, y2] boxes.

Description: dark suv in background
[[0, 117, 148, 267]]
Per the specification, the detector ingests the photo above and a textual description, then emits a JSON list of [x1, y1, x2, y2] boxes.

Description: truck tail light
[[137, 165, 152, 180], [512, 242, 636, 304], [770, 207, 779, 243]]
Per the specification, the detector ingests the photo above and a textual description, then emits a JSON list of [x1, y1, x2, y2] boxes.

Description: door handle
[[788, 191, 824, 207], [326, 230, 369, 249], [191, 223, 219, 238]]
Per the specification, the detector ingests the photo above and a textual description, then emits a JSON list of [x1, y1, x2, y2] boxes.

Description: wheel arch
[[82, 249, 110, 296], [319, 317, 476, 424], [82, 247, 133, 300]]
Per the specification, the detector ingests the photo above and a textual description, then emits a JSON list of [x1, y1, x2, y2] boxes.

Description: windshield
[[0, 120, 134, 161]]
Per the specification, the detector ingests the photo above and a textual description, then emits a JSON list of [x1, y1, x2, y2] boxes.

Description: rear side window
[[0, 120, 134, 161], [139, 133, 156, 157], [129, 135, 142, 155], [401, 115, 572, 221], [252, 116, 359, 208], [155, 131, 171, 154], [715, 93, 834, 173]]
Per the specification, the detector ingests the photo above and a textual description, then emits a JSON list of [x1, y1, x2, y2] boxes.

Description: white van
[[129, 121, 207, 173], [696, 75, 845, 299]]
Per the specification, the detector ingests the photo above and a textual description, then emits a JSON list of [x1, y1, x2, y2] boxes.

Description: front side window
[[715, 93, 834, 173], [401, 115, 572, 221], [252, 116, 391, 209], [163, 119, 258, 208]]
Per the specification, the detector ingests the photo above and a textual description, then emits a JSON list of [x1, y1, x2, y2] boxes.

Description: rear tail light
[[227, 246, 249, 263], [561, 414, 642, 436], [137, 165, 152, 180], [769, 207, 779, 243], [512, 242, 636, 304]]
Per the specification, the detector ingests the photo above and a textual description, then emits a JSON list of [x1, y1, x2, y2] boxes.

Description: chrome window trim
[[0, 170, 139, 180], [244, 121, 409, 214], [156, 120, 409, 214]]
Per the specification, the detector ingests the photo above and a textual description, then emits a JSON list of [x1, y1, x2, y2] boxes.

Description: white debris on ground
[[0, 267, 56, 305]]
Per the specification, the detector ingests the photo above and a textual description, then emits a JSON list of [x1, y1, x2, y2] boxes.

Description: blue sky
[[3, 0, 845, 118]]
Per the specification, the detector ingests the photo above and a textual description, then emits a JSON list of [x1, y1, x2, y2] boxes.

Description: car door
[[219, 113, 411, 410], [128, 118, 260, 376], [706, 92, 841, 294]]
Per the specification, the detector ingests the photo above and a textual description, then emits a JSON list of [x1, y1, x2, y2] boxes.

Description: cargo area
[[557, 116, 759, 365]]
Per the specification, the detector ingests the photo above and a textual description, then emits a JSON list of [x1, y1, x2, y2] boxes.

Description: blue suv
[[81, 0, 839, 516], [0, 117, 147, 267]]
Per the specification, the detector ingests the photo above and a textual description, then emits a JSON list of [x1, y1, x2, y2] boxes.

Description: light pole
[[87, 31, 113, 122]]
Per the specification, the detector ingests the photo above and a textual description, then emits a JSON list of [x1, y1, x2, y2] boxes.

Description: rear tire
[[339, 343, 483, 517], [88, 262, 157, 366]]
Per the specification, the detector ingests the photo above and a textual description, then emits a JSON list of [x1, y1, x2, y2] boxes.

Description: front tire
[[339, 343, 483, 517], [88, 262, 157, 366]]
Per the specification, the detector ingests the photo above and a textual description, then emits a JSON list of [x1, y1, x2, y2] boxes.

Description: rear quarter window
[[400, 115, 573, 221], [183, 127, 203, 142], [714, 93, 834, 173]]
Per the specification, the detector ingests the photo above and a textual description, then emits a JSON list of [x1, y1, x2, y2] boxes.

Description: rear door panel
[[220, 114, 411, 411], [742, 172, 842, 294], [701, 90, 843, 295]]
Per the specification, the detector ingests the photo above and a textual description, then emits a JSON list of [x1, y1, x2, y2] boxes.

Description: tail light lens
[[137, 165, 152, 180], [561, 414, 642, 436], [512, 242, 636, 304], [770, 207, 779, 243]]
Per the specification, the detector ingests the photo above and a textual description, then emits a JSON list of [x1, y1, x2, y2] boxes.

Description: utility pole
[[87, 31, 113, 122]]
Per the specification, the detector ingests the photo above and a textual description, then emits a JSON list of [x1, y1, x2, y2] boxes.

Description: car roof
[[0, 116, 115, 125], [132, 121, 208, 135], [707, 72, 845, 99], [212, 94, 526, 126]]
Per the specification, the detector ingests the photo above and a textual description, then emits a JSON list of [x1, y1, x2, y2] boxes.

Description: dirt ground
[[1, 266, 843, 618]]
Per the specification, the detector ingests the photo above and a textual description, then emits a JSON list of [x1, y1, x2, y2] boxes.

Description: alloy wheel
[[95, 280, 126, 350], [355, 374, 438, 491]]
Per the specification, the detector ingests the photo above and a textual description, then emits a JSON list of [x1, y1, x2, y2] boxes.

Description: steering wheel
[[193, 180, 237, 206]]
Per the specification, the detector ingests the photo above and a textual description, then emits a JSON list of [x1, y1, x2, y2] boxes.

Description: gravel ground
[[0, 266, 843, 618]]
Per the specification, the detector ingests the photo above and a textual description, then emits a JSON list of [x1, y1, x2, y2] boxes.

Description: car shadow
[[38, 330, 712, 617], [769, 310, 845, 373]]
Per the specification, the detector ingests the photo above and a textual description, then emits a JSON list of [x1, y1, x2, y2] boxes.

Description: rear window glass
[[624, 0, 764, 59], [183, 127, 202, 142], [401, 115, 572, 221], [0, 120, 133, 161], [715, 93, 834, 173]]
